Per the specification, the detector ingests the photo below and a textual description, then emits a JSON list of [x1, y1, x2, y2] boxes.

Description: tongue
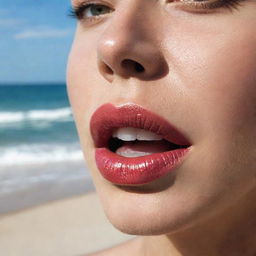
[[116, 140, 175, 158]]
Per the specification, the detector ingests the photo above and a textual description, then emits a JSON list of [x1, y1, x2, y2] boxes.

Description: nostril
[[99, 61, 114, 76], [134, 62, 145, 73], [122, 59, 145, 73], [104, 64, 114, 75]]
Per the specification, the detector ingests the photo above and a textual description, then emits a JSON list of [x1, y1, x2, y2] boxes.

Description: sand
[[0, 192, 135, 256]]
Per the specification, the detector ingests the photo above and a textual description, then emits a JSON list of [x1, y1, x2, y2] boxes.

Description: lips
[[90, 103, 192, 185]]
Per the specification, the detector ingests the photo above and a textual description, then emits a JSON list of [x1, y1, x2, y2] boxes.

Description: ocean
[[0, 84, 94, 214]]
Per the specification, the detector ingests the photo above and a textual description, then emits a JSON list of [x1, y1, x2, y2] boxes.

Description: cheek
[[202, 28, 256, 149], [66, 60, 90, 174], [151, 17, 256, 223], [163, 16, 256, 142], [67, 30, 101, 147], [67, 31, 98, 109]]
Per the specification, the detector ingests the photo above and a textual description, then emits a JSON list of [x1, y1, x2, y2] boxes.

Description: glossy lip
[[90, 103, 192, 185]]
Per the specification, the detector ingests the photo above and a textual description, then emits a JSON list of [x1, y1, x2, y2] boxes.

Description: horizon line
[[0, 82, 66, 86]]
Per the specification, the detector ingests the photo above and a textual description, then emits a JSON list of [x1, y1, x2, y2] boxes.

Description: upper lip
[[90, 103, 192, 148]]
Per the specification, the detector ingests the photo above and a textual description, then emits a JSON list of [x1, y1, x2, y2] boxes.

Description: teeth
[[116, 148, 152, 158], [137, 129, 162, 141], [113, 127, 163, 141], [113, 127, 137, 141]]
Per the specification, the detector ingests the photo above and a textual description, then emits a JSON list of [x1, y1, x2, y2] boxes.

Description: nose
[[97, 4, 167, 82]]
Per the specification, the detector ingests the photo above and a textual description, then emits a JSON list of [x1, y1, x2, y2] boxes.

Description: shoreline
[[0, 161, 93, 214]]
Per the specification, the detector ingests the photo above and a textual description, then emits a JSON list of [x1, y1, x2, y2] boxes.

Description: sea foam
[[0, 143, 83, 166], [0, 107, 72, 123]]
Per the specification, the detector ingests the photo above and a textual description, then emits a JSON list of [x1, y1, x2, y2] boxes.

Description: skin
[[67, 0, 256, 255]]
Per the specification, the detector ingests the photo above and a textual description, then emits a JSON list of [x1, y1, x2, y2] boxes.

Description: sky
[[0, 0, 77, 84]]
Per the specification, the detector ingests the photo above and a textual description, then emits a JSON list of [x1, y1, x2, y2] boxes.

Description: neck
[[139, 187, 256, 256]]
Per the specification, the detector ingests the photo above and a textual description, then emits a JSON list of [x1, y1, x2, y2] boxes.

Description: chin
[[95, 168, 253, 238], [95, 182, 212, 236], [101, 199, 199, 236]]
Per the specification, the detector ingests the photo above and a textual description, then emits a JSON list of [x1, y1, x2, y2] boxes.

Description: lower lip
[[95, 147, 191, 185]]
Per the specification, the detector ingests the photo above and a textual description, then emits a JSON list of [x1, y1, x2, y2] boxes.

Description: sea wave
[[0, 107, 73, 124], [0, 143, 84, 166]]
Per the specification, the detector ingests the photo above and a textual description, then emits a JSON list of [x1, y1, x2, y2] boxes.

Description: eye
[[70, 2, 114, 21], [83, 4, 112, 18]]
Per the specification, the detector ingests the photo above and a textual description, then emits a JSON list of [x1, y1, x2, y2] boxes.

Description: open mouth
[[90, 103, 192, 185], [108, 127, 188, 157]]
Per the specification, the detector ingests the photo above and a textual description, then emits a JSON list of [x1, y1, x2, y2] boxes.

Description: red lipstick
[[90, 103, 191, 185]]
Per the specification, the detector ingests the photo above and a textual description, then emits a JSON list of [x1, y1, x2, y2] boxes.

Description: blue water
[[0, 84, 93, 213], [0, 84, 76, 145]]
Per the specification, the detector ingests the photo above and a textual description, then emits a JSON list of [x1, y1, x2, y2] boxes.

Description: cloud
[[14, 27, 73, 39]]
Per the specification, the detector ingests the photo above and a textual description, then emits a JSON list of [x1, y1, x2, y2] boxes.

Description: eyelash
[[69, 0, 244, 22]]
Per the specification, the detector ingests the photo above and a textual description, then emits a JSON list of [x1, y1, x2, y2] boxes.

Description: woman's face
[[67, 0, 256, 235]]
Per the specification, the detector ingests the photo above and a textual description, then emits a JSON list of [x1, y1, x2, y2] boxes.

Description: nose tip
[[97, 24, 167, 82]]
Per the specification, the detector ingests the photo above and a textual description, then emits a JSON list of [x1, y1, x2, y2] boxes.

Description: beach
[[0, 192, 135, 256], [0, 84, 94, 214], [0, 84, 135, 254]]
